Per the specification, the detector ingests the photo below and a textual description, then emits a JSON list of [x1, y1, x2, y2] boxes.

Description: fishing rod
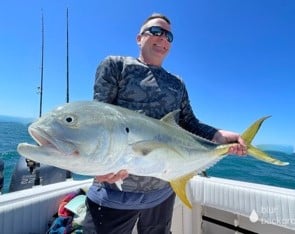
[[34, 9, 45, 184], [27, 9, 45, 185], [65, 8, 72, 179], [66, 7, 70, 104], [16, 9, 72, 191], [32, 9, 72, 180], [39, 9, 44, 117]]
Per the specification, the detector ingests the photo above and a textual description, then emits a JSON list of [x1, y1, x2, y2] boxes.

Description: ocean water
[[0, 121, 294, 194], [0, 121, 35, 193]]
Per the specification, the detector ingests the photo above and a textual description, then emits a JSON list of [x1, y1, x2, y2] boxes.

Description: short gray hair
[[139, 13, 171, 34]]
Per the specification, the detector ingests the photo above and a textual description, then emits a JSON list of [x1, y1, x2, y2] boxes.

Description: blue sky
[[0, 0, 294, 147]]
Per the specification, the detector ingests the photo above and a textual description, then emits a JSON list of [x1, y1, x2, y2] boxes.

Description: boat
[[8, 157, 69, 192], [1, 9, 294, 234], [1, 175, 295, 234]]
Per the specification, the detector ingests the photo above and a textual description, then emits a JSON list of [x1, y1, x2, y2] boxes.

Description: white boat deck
[[1, 176, 295, 234]]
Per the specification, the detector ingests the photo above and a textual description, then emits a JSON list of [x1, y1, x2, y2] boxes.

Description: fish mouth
[[30, 127, 52, 147], [29, 127, 77, 155]]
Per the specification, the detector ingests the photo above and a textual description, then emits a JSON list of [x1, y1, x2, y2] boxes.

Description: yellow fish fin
[[240, 116, 289, 166], [248, 145, 289, 166], [169, 172, 196, 209], [241, 116, 271, 145], [211, 116, 289, 166]]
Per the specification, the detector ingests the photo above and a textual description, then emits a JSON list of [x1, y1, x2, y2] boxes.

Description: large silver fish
[[17, 101, 288, 208]]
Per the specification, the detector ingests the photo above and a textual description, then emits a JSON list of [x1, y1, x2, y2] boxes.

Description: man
[[85, 13, 246, 234]]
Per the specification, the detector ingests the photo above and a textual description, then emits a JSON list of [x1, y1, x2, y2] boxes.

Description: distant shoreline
[[0, 115, 34, 124]]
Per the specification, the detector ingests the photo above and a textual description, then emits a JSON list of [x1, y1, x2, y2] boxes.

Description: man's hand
[[95, 169, 129, 183], [212, 130, 247, 156]]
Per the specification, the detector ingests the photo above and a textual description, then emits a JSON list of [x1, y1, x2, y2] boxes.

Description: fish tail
[[247, 145, 289, 166], [241, 116, 289, 166], [170, 116, 289, 209]]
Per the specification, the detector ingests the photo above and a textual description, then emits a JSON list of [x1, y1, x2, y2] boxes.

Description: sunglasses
[[141, 26, 174, 43]]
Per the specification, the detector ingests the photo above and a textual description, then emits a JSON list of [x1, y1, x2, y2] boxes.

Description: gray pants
[[84, 193, 175, 234]]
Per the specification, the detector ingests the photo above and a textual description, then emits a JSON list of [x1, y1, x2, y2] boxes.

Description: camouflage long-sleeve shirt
[[93, 55, 218, 192]]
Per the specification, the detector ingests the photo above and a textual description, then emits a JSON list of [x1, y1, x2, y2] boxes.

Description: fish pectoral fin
[[170, 172, 196, 209], [248, 145, 289, 166]]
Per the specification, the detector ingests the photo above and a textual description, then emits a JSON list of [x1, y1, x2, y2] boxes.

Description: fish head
[[17, 101, 129, 174]]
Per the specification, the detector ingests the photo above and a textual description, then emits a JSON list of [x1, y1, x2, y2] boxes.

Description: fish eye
[[125, 127, 130, 133], [66, 117, 73, 123], [63, 115, 77, 125]]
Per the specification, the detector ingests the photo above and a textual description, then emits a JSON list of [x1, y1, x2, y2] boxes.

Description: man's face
[[137, 18, 172, 65]]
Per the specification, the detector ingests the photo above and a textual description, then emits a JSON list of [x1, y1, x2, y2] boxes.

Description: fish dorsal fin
[[161, 110, 218, 149], [160, 109, 181, 127], [161, 110, 218, 147], [170, 172, 196, 209]]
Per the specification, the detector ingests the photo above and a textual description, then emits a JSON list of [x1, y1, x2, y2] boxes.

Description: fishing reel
[[25, 158, 40, 174], [25, 158, 41, 185]]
